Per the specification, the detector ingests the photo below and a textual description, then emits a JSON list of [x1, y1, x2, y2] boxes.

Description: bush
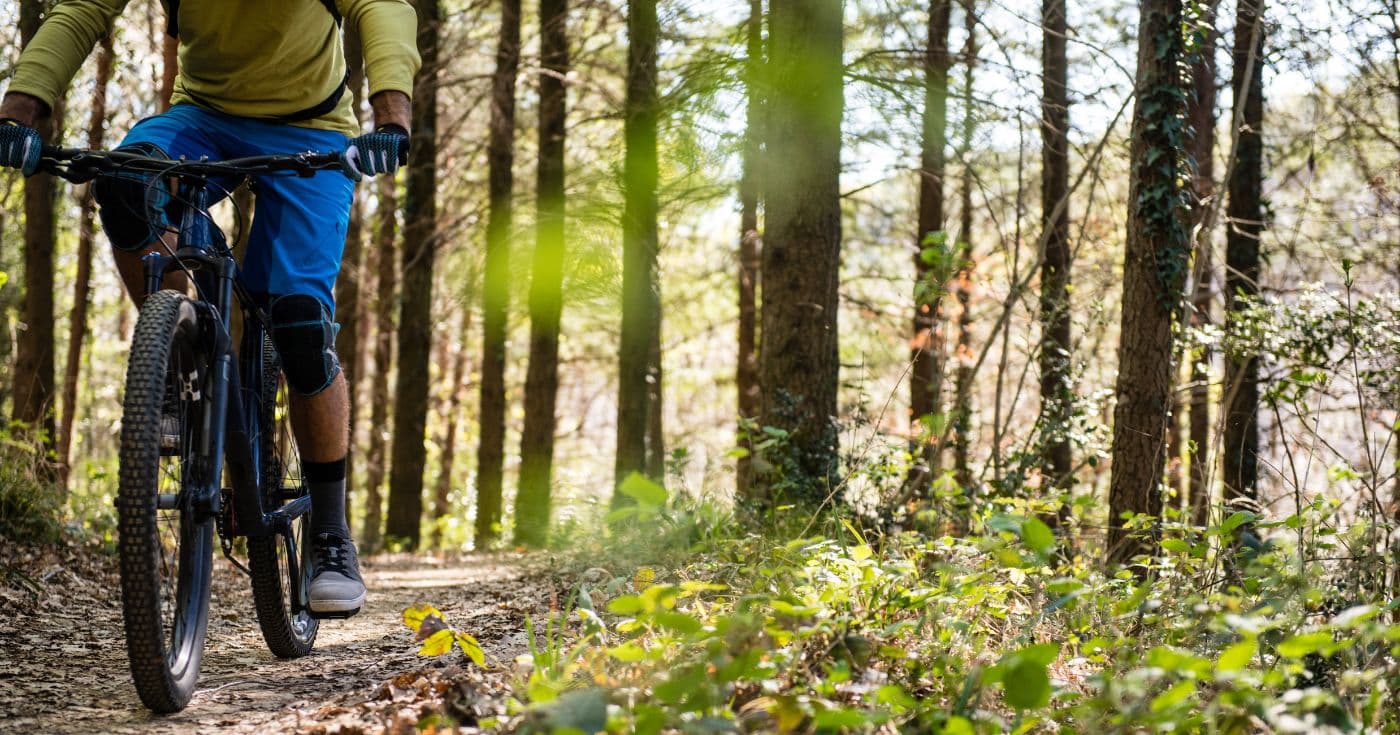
[[506, 492, 1400, 734], [0, 425, 61, 544]]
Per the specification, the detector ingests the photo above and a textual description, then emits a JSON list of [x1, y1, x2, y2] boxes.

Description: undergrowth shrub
[[0, 424, 61, 544], [507, 477, 1400, 734]]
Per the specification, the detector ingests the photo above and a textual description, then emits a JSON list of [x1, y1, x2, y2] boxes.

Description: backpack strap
[[166, 0, 341, 38]]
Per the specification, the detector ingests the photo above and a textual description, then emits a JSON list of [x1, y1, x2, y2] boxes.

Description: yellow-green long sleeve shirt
[[7, 0, 421, 137]]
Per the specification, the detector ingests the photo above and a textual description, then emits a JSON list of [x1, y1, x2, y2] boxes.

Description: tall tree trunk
[[736, 0, 764, 500], [337, 24, 368, 526], [759, 0, 843, 508], [516, 0, 570, 547], [1223, 0, 1265, 504], [362, 178, 398, 551], [475, 0, 522, 548], [1186, 0, 1220, 527], [614, 0, 662, 496], [951, 0, 977, 500], [1039, 0, 1073, 523], [58, 36, 115, 489], [432, 305, 473, 548], [13, 0, 64, 460], [1107, 0, 1191, 567], [385, 0, 441, 550], [910, 0, 953, 475]]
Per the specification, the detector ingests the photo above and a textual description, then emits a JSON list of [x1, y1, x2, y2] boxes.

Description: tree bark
[[361, 177, 398, 552], [1223, 0, 1265, 504], [1039, 0, 1073, 523], [1107, 0, 1191, 567], [910, 0, 953, 475], [736, 0, 764, 500], [432, 305, 473, 548], [759, 0, 843, 508], [58, 36, 115, 489], [385, 0, 441, 550], [12, 0, 65, 458], [952, 0, 977, 502], [614, 0, 662, 497], [1186, 0, 1220, 526], [516, 0, 570, 547], [337, 24, 368, 525], [475, 0, 521, 548]]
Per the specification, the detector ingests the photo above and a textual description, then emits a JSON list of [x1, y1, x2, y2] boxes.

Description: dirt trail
[[0, 546, 553, 733]]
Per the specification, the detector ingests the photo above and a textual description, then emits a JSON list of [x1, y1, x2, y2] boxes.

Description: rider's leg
[[94, 107, 229, 304], [233, 116, 360, 614]]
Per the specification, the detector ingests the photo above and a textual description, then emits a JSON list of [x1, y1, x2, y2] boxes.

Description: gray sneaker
[[308, 533, 366, 617]]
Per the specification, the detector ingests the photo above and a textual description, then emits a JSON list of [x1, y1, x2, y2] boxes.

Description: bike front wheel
[[117, 289, 215, 713]]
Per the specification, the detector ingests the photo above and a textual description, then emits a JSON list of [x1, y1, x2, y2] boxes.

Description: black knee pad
[[94, 142, 177, 252], [269, 294, 342, 397]]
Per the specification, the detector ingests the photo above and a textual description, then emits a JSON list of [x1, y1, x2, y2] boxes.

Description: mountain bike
[[39, 146, 351, 713]]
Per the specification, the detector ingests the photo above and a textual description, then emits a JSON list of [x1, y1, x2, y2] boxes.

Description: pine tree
[[385, 0, 442, 550], [910, 0, 953, 474], [614, 0, 662, 496], [1107, 0, 1192, 567], [516, 0, 571, 546], [475, 0, 522, 548], [758, 0, 844, 507], [1039, 0, 1073, 524], [1223, 0, 1265, 504]]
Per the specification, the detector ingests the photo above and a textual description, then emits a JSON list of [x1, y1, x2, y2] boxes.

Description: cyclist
[[0, 0, 422, 618]]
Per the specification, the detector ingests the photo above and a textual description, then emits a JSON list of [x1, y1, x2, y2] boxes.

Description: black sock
[[305, 458, 351, 539]]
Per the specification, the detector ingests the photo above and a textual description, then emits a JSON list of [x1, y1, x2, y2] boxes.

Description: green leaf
[[1277, 631, 1336, 658], [1021, 517, 1056, 556], [941, 716, 975, 735], [534, 688, 609, 734], [1151, 679, 1196, 711], [998, 643, 1059, 710], [813, 707, 868, 728], [1217, 639, 1256, 672], [1001, 657, 1051, 709], [607, 595, 644, 615], [619, 472, 668, 507], [652, 610, 703, 635], [607, 642, 647, 662]]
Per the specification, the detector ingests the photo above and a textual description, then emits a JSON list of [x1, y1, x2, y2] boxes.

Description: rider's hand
[[0, 119, 43, 176], [343, 125, 409, 181]]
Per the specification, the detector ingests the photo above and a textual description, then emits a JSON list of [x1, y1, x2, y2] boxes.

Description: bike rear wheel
[[118, 290, 215, 714], [247, 339, 319, 657]]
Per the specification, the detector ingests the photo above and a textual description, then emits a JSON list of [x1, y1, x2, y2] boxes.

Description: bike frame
[[141, 178, 309, 544]]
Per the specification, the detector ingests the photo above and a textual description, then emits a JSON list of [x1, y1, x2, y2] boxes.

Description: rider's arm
[[4, 0, 130, 125], [340, 0, 420, 131]]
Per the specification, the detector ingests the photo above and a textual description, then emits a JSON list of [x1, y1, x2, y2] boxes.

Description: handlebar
[[38, 146, 350, 184]]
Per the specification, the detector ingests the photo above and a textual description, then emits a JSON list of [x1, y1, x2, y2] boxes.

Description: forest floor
[[0, 541, 558, 734]]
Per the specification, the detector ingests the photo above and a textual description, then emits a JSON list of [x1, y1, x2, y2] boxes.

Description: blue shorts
[[111, 104, 355, 313]]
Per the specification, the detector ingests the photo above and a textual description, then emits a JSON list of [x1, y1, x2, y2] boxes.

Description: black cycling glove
[[0, 119, 43, 176], [344, 124, 409, 181]]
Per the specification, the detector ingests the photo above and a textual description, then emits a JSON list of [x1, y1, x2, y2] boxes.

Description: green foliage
[[508, 491, 1400, 733], [0, 424, 60, 544]]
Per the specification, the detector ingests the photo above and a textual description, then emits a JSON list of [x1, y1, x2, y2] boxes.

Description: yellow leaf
[[456, 632, 487, 667], [403, 603, 444, 633], [633, 566, 656, 591], [418, 628, 454, 656]]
